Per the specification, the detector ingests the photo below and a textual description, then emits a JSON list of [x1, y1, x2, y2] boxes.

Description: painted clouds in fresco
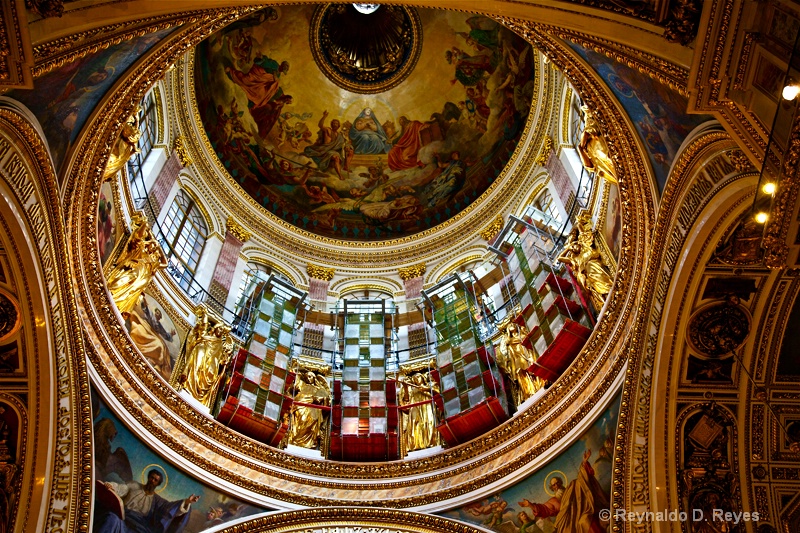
[[439, 394, 621, 533], [570, 43, 712, 194], [10, 27, 174, 171], [92, 387, 267, 533], [195, 6, 536, 241]]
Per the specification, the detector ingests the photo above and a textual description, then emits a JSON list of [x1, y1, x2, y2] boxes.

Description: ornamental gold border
[[69, 11, 650, 508], [173, 39, 552, 266], [31, 8, 261, 78], [217, 508, 489, 533], [613, 129, 754, 527], [0, 108, 92, 533], [332, 276, 404, 294]]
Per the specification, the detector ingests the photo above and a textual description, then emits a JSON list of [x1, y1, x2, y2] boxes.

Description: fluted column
[[207, 217, 250, 314], [399, 263, 427, 359], [543, 136, 577, 215], [304, 264, 336, 356]]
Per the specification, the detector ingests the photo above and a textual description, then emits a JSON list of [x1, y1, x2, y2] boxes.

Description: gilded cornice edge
[[65, 9, 649, 508], [614, 130, 750, 527], [31, 7, 265, 78], [172, 45, 553, 267], [218, 507, 487, 533], [397, 264, 426, 281], [0, 108, 92, 533]]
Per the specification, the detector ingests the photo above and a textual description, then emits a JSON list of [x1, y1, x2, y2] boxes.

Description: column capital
[[535, 135, 554, 167], [226, 216, 251, 242], [480, 215, 504, 241], [398, 263, 426, 281], [172, 135, 193, 167], [307, 263, 335, 281]]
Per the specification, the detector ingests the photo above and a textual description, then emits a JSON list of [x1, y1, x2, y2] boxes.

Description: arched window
[[127, 91, 160, 208], [568, 92, 593, 210], [534, 189, 563, 226], [160, 190, 208, 291]]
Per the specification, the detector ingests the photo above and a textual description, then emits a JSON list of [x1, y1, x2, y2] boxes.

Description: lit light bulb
[[783, 83, 800, 100], [353, 3, 380, 14], [755, 212, 768, 224], [762, 182, 777, 195]]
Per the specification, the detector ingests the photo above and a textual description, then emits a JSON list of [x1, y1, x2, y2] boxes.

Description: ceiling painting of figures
[[195, 5, 536, 241]]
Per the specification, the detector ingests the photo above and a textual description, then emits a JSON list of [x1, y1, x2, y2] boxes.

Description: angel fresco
[[195, 7, 537, 241]]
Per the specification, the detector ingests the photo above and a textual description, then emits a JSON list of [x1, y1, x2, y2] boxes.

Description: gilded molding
[[398, 264, 426, 281], [560, 86, 573, 146], [763, 113, 800, 269], [0, 0, 31, 90], [479, 216, 504, 242], [307, 263, 335, 281], [172, 135, 192, 167], [615, 130, 749, 525], [0, 109, 91, 533], [175, 45, 551, 266], [331, 276, 404, 294], [338, 284, 398, 297], [505, 21, 690, 97], [225, 216, 250, 243], [219, 508, 487, 533], [66, 9, 645, 508], [31, 7, 264, 78], [535, 136, 554, 166], [733, 32, 758, 91]]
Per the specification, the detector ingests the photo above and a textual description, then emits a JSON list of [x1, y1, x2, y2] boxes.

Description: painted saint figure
[[303, 111, 354, 180], [125, 296, 176, 380], [387, 116, 431, 171], [519, 449, 610, 533], [348, 108, 392, 154], [95, 468, 199, 533], [225, 54, 290, 137], [398, 372, 439, 453]]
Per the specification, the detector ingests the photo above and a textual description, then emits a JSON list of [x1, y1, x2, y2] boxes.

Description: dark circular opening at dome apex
[[310, 4, 422, 94]]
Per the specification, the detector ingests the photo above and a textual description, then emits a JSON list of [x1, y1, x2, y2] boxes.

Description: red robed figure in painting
[[388, 116, 429, 171]]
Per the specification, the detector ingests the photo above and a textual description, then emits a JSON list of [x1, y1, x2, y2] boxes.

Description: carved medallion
[[0, 292, 20, 342], [687, 301, 750, 358], [310, 4, 422, 94]]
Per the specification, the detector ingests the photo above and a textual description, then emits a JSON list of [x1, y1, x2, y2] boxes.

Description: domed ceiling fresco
[[195, 5, 536, 241]]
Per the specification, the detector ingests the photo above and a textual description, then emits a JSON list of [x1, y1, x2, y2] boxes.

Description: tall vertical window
[[569, 92, 593, 209], [127, 91, 159, 199], [534, 189, 563, 225], [160, 190, 208, 291]]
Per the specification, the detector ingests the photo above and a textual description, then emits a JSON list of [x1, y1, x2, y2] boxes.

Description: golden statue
[[496, 321, 543, 405], [103, 110, 142, 181], [287, 368, 331, 449], [174, 308, 234, 409], [577, 106, 618, 183], [557, 211, 614, 311], [398, 371, 439, 453], [105, 214, 167, 314]]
